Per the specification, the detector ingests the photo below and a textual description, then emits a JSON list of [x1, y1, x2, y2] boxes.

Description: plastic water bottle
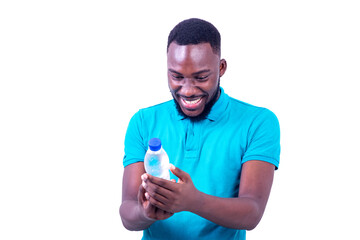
[[144, 138, 170, 180]]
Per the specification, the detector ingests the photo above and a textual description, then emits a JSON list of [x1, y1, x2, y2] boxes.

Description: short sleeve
[[242, 109, 281, 169], [123, 111, 147, 167]]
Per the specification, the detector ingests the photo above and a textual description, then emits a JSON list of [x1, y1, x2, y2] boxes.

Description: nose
[[180, 78, 197, 97]]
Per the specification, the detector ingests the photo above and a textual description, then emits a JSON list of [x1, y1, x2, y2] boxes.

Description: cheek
[[206, 78, 219, 92], [204, 80, 219, 101], [167, 77, 176, 89], [168, 80, 181, 93]]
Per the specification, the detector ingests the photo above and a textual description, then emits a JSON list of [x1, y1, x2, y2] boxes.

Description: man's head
[[167, 18, 221, 56], [167, 18, 227, 121]]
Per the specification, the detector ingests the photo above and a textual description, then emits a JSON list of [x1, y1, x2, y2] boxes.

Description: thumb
[[170, 164, 189, 183], [137, 183, 146, 203]]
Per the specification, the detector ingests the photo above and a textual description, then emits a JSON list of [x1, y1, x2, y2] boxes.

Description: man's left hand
[[141, 165, 200, 214]]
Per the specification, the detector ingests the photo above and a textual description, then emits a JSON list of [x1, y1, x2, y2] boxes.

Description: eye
[[171, 74, 184, 81], [195, 76, 209, 81]]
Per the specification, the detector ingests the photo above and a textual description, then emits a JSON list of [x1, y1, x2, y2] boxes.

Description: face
[[167, 42, 227, 118]]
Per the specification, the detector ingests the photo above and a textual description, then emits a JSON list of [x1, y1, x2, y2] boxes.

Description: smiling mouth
[[179, 96, 204, 110], [181, 97, 202, 105]]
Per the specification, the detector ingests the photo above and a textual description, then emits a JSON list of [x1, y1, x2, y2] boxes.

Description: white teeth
[[183, 98, 201, 105]]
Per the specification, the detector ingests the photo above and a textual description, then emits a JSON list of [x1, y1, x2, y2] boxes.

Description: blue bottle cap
[[148, 138, 161, 151]]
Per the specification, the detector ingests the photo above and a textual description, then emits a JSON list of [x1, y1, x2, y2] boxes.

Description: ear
[[219, 59, 227, 77]]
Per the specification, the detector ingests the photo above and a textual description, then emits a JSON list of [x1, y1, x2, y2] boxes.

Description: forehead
[[167, 42, 219, 69]]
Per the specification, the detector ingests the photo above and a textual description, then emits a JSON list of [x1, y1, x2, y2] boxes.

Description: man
[[120, 18, 280, 240]]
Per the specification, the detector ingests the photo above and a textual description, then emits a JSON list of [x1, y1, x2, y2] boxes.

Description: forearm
[[120, 200, 155, 231], [141, 163, 272, 230], [191, 192, 262, 230]]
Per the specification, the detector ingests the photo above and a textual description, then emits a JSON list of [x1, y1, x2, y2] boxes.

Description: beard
[[172, 82, 220, 122]]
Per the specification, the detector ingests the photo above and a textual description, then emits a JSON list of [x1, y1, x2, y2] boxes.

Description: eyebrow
[[168, 69, 211, 76]]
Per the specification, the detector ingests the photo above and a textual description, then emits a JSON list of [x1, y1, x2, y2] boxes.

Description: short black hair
[[167, 18, 221, 55]]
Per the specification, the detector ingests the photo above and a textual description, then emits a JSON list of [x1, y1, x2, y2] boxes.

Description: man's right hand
[[138, 178, 174, 221], [120, 162, 173, 231]]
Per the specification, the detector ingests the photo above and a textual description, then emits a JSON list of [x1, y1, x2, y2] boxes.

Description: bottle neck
[[149, 147, 162, 153]]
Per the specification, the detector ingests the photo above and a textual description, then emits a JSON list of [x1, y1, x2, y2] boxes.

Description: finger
[[143, 203, 157, 220], [143, 182, 171, 205], [143, 173, 176, 192], [146, 203, 173, 220], [137, 184, 146, 203], [147, 194, 169, 213], [169, 164, 189, 183], [157, 209, 174, 220]]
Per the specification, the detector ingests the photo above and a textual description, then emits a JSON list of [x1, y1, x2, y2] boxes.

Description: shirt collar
[[206, 87, 229, 121], [171, 87, 229, 122]]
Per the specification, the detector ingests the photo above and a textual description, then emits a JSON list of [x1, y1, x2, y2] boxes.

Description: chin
[[173, 95, 214, 122], [184, 111, 201, 117], [181, 107, 205, 118]]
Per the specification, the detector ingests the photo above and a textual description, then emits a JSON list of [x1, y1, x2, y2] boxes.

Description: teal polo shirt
[[123, 88, 280, 240]]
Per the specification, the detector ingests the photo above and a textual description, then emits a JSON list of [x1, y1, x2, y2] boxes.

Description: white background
[[1, 0, 359, 239]]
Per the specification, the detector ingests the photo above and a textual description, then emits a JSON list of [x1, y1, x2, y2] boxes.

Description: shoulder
[[129, 100, 174, 126], [136, 100, 174, 119], [139, 100, 173, 114], [228, 96, 278, 123], [125, 99, 174, 144]]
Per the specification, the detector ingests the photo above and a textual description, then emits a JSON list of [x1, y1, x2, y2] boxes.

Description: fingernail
[[142, 181, 146, 188], [145, 192, 149, 199]]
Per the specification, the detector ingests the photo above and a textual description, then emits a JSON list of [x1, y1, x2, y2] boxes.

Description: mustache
[[170, 86, 208, 99]]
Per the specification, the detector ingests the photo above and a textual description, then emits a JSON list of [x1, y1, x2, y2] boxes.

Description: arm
[[141, 160, 275, 230], [194, 160, 275, 230], [119, 162, 173, 231]]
